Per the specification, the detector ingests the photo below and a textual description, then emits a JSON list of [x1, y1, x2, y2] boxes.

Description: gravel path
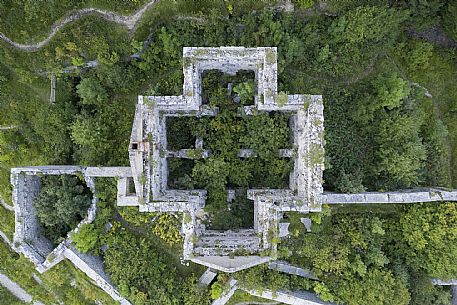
[[0, 230, 12, 247], [0, 273, 44, 304], [0, 0, 158, 52], [0, 195, 14, 212]]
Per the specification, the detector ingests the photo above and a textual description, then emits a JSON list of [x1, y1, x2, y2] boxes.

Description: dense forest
[[1, 0, 457, 304]]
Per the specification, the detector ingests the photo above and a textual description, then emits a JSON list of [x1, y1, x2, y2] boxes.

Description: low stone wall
[[244, 288, 335, 305], [64, 246, 131, 305], [268, 261, 317, 280], [324, 188, 457, 204], [211, 278, 238, 305]]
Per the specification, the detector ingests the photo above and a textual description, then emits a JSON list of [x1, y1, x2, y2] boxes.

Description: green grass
[[0, 286, 26, 305], [392, 41, 457, 187], [0, 205, 15, 241]]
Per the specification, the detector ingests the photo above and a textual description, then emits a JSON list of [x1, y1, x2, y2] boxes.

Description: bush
[[72, 223, 99, 253], [34, 175, 92, 244]]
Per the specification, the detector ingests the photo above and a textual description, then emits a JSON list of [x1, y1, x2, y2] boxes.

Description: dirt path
[[0, 195, 14, 212], [0, 273, 45, 304], [406, 27, 457, 49], [0, 0, 158, 52]]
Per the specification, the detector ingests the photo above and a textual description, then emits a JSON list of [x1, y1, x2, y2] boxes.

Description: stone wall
[[11, 166, 132, 305], [268, 260, 317, 280], [324, 188, 457, 204], [244, 288, 336, 305], [128, 47, 325, 271]]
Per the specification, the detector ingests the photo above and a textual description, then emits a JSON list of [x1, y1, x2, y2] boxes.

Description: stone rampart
[[324, 188, 457, 204]]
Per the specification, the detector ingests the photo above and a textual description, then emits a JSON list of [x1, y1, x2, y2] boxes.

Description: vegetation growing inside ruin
[[1, 0, 457, 304], [104, 224, 209, 304], [166, 72, 292, 229], [70, 178, 208, 304], [34, 175, 92, 245]]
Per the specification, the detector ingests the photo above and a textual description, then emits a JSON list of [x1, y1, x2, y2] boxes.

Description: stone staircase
[[194, 230, 260, 256]]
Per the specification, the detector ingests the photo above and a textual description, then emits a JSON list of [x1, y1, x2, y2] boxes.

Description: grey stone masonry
[[11, 166, 132, 305], [125, 47, 325, 272], [268, 261, 318, 280], [64, 246, 131, 305], [211, 278, 238, 305], [324, 188, 457, 204], [198, 268, 217, 287], [432, 279, 457, 285], [243, 288, 336, 305]]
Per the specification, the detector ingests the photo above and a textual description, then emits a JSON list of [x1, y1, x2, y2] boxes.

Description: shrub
[[34, 175, 92, 244]]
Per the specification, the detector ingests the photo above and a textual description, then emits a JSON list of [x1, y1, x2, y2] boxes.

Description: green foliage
[[76, 78, 108, 105], [325, 72, 436, 191], [330, 6, 402, 44], [182, 276, 211, 305], [105, 224, 182, 303], [72, 223, 99, 253], [34, 175, 92, 244], [151, 214, 183, 247], [70, 95, 133, 166], [232, 81, 255, 105], [333, 269, 410, 305], [281, 201, 457, 305], [313, 282, 335, 302], [104, 223, 208, 304], [210, 282, 223, 300], [398, 202, 457, 279], [0, 204, 15, 240], [396, 40, 435, 73], [234, 264, 310, 294]]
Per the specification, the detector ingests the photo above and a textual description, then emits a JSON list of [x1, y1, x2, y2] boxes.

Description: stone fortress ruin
[[116, 47, 325, 272], [10, 47, 457, 305]]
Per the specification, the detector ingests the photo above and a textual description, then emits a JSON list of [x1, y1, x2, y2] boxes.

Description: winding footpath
[[0, 195, 14, 212], [0, 0, 158, 52], [0, 274, 44, 304]]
